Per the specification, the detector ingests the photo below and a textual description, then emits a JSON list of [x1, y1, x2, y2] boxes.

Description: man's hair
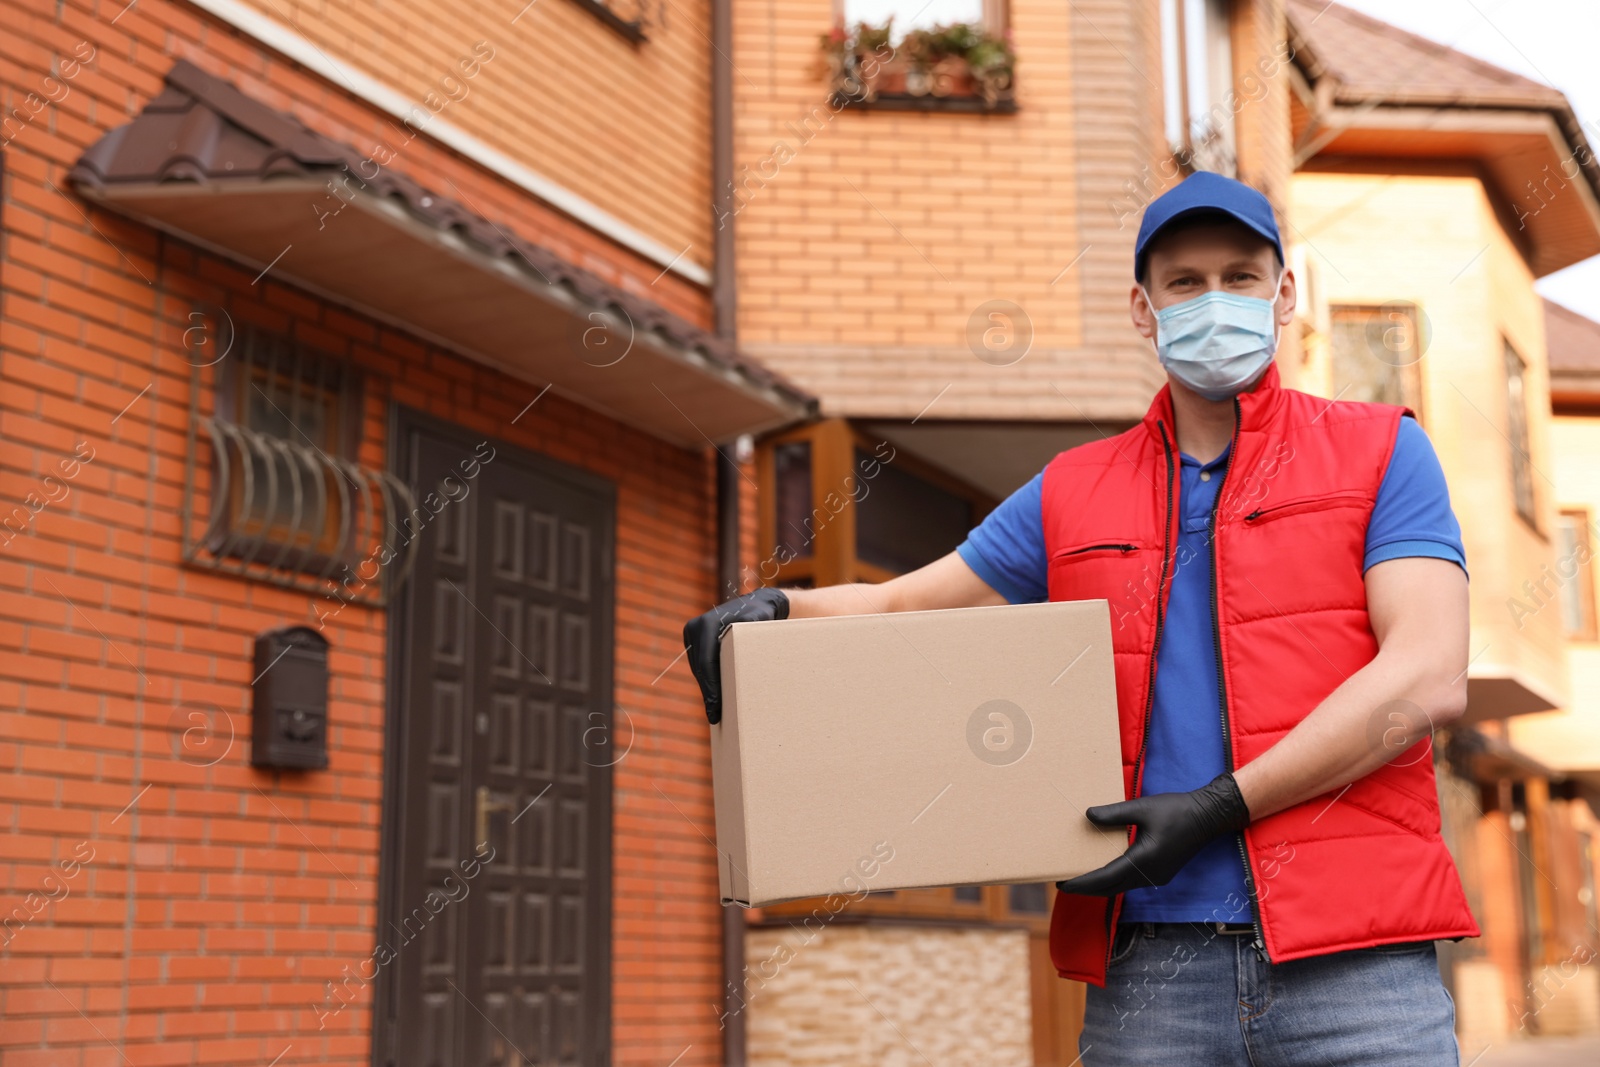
[[1136, 209, 1281, 282]]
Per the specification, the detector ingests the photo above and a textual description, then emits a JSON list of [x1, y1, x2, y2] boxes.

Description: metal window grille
[[181, 312, 418, 606]]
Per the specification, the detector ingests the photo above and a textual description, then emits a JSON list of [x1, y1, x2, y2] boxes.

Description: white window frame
[[838, 0, 1003, 36], [1161, 0, 1238, 176]]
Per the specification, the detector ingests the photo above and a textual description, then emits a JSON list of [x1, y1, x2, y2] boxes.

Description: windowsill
[[831, 90, 1018, 115], [569, 0, 647, 43]]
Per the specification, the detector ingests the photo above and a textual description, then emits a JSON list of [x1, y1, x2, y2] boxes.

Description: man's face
[[1129, 218, 1296, 341]]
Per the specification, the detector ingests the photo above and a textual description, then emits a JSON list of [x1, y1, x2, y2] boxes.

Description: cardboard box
[[710, 599, 1127, 907]]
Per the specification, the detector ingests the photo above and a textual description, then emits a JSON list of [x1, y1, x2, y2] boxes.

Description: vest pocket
[[1052, 542, 1140, 561], [1047, 541, 1159, 638]]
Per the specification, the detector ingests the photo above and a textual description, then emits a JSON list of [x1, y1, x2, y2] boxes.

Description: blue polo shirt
[[956, 416, 1465, 922]]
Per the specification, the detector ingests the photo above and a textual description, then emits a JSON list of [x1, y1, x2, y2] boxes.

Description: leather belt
[[1140, 920, 1255, 935]]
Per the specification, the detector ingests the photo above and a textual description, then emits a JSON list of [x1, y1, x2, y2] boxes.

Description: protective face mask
[[1141, 276, 1283, 401]]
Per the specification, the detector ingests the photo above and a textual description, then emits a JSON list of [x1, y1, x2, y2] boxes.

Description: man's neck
[[1168, 379, 1237, 464]]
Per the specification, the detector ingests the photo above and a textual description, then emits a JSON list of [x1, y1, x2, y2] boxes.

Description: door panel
[[379, 412, 613, 1067]]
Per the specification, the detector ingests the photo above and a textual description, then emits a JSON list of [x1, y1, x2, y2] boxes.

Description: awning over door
[[70, 60, 812, 447]]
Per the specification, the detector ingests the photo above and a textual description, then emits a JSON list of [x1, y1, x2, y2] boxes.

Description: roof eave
[[76, 176, 813, 444], [1298, 103, 1600, 278], [66, 59, 814, 445]]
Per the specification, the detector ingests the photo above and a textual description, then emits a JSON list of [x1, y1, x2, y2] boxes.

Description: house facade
[[1285, 0, 1600, 1053], [0, 1, 806, 1065], [722, 0, 1299, 1062], [5, 1, 1600, 1066], [719, 0, 1600, 1062], [1502, 297, 1600, 1039]]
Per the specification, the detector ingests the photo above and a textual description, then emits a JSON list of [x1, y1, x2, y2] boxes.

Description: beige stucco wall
[[743, 924, 1032, 1067], [1509, 414, 1600, 771], [1290, 167, 1568, 718]]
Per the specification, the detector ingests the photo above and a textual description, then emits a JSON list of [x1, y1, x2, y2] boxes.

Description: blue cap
[[1134, 171, 1284, 280]]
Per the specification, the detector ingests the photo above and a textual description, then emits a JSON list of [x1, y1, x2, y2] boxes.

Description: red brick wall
[[0, 1, 725, 1064]]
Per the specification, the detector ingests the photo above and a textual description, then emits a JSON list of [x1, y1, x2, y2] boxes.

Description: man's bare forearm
[[780, 551, 1008, 619], [785, 581, 899, 617], [1232, 557, 1469, 821]]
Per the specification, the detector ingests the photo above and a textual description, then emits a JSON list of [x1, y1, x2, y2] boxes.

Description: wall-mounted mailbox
[[251, 626, 329, 770]]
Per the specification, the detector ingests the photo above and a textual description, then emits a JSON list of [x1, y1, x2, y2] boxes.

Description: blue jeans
[[1080, 922, 1461, 1066]]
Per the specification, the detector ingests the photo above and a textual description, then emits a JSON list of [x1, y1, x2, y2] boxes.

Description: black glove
[[683, 587, 789, 724], [1054, 772, 1251, 897]]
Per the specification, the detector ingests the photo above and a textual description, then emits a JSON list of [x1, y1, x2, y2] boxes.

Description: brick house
[[721, 0, 1298, 1062], [7, 1, 1600, 1066], [0, 1, 807, 1065], [716, 0, 1600, 1062]]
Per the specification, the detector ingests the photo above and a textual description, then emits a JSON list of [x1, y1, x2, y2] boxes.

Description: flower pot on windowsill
[[840, 64, 1015, 113], [921, 56, 976, 98], [876, 68, 908, 96], [823, 19, 1017, 114]]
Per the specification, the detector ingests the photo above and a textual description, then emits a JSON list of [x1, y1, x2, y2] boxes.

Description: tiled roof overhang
[[1544, 298, 1600, 406], [70, 59, 813, 447], [1287, 0, 1600, 279]]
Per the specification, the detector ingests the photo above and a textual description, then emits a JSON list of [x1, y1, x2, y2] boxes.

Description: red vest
[[1043, 365, 1479, 987]]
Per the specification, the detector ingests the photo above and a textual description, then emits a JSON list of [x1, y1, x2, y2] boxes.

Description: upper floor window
[[844, 0, 995, 35], [1504, 340, 1537, 528], [1329, 303, 1425, 414], [1556, 510, 1597, 640], [827, 1, 1016, 111], [1161, 0, 1236, 175]]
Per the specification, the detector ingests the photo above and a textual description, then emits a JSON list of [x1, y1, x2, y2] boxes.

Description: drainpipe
[[715, 445, 747, 1067], [711, 0, 737, 340], [710, 2, 747, 1064]]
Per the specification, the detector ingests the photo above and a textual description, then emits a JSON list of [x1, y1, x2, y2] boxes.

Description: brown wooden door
[[377, 411, 614, 1067]]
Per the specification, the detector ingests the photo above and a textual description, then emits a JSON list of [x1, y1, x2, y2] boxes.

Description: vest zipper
[[1107, 421, 1178, 971], [1060, 543, 1138, 555], [1211, 398, 1269, 964]]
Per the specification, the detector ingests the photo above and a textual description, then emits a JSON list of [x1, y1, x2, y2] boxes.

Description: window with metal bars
[[182, 314, 417, 605]]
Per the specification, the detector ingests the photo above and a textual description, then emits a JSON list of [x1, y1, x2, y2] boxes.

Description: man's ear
[[1130, 284, 1156, 341], [1275, 267, 1297, 327]]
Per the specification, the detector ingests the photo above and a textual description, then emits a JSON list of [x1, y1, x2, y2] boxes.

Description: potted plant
[[820, 18, 1016, 107], [820, 19, 897, 100]]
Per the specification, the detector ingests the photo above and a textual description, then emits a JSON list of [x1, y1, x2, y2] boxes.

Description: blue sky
[[1333, 0, 1600, 321]]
